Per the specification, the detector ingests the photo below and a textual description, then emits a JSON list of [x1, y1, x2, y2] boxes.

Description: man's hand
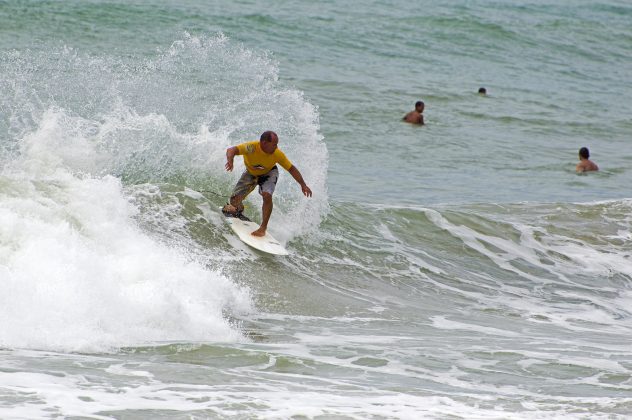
[[225, 159, 234, 172], [301, 184, 312, 198]]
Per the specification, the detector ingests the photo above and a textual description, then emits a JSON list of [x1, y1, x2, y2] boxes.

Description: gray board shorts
[[230, 166, 279, 199]]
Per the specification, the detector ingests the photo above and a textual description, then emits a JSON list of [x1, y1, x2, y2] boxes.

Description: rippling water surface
[[1, 1, 631, 418]]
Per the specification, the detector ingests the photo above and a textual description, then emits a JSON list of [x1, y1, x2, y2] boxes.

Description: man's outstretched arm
[[288, 166, 312, 197], [225, 146, 239, 171]]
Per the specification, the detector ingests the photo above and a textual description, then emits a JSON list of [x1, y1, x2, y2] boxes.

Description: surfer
[[223, 131, 312, 237], [576, 147, 599, 173], [403, 101, 425, 125]]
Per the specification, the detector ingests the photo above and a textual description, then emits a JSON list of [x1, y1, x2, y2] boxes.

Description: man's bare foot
[[251, 227, 266, 237]]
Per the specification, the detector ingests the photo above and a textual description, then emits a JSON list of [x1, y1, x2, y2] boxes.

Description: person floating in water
[[478, 87, 487, 95], [223, 131, 312, 237], [576, 147, 599, 173], [403, 101, 425, 125]]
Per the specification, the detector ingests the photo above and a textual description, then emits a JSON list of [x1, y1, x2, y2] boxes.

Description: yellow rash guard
[[237, 141, 293, 176]]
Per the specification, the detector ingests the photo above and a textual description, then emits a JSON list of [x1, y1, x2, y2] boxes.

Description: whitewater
[[1, 1, 631, 418]]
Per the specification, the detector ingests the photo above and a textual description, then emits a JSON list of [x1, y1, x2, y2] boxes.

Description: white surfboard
[[222, 211, 289, 256]]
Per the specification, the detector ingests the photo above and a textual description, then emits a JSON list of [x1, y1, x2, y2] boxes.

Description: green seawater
[[0, 1, 631, 418]]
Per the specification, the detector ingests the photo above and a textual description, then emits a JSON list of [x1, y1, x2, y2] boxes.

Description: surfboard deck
[[220, 208, 289, 256]]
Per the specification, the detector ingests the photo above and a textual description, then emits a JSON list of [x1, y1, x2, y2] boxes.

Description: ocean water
[[1, 1, 631, 418]]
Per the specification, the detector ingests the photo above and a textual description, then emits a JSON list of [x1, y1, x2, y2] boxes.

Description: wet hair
[[260, 131, 277, 142], [579, 147, 590, 159], [478, 87, 486, 94], [415, 101, 424, 108]]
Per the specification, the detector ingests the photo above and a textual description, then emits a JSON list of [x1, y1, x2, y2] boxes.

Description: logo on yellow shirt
[[246, 144, 255, 153]]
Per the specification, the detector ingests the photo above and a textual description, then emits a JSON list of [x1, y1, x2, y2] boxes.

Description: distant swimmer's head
[[260, 130, 279, 154], [478, 87, 487, 95], [415, 101, 425, 112], [579, 147, 590, 159]]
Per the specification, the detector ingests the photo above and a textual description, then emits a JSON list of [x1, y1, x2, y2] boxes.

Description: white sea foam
[[9, 361, 617, 420], [0, 110, 252, 352], [0, 31, 333, 353], [424, 204, 632, 283], [431, 315, 520, 337]]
